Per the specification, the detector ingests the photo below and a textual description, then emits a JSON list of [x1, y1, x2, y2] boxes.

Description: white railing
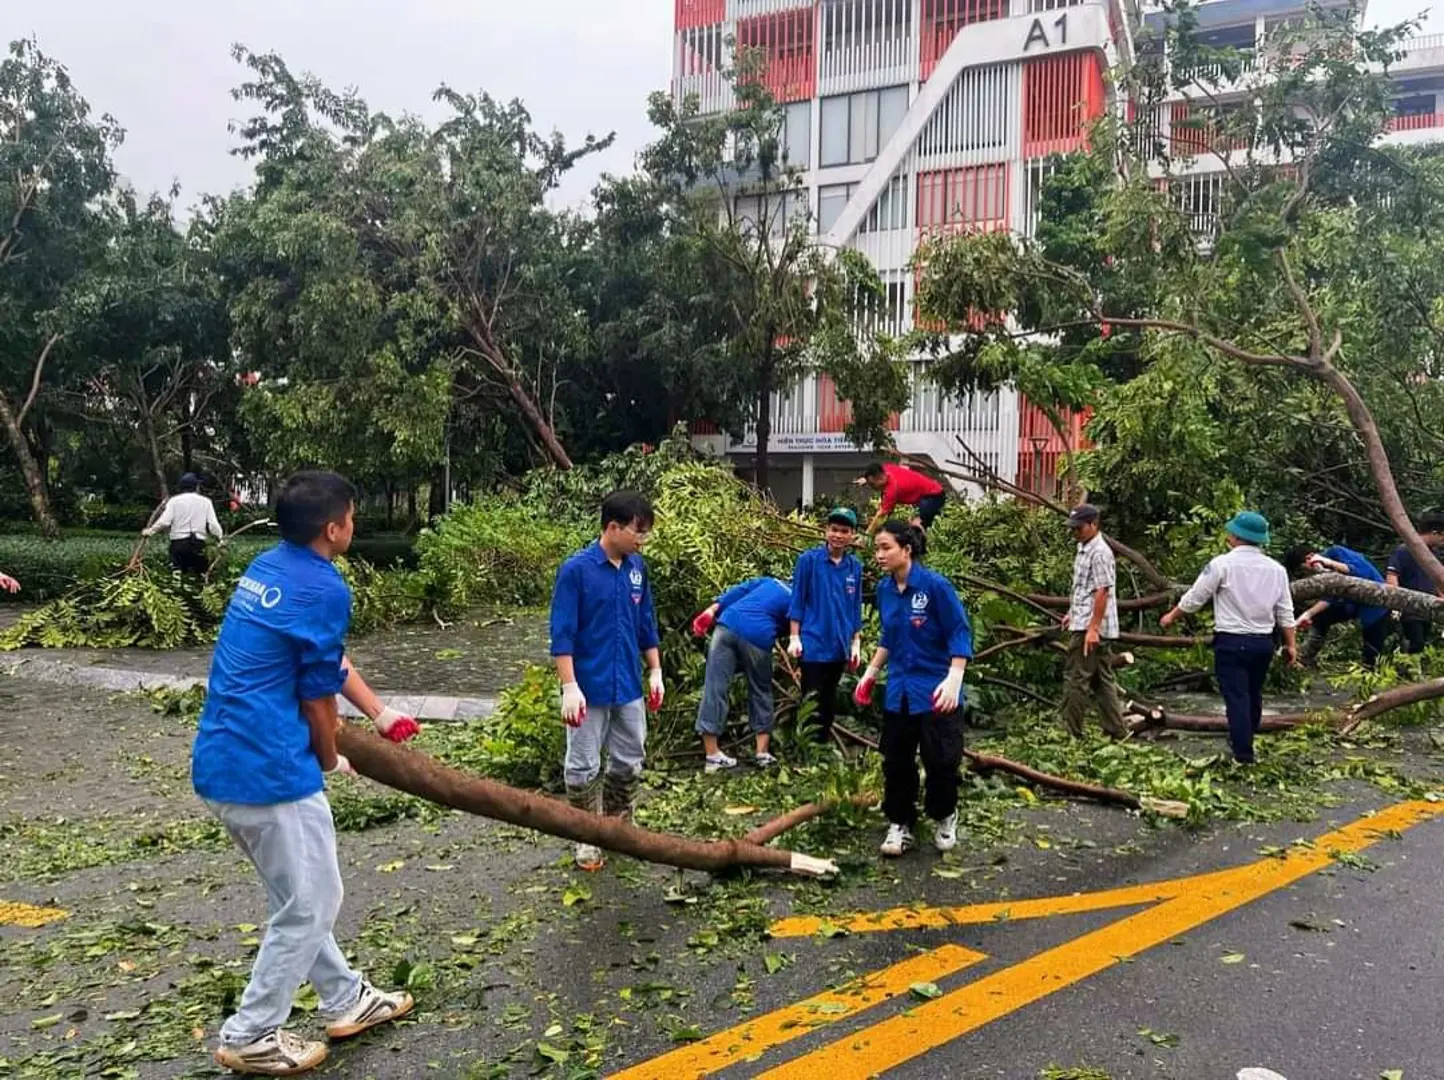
[[1403, 32, 1444, 53], [819, 0, 918, 94], [673, 71, 736, 114], [729, 0, 814, 17]]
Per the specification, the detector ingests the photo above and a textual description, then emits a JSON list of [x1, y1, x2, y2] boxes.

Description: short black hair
[[276, 470, 357, 546], [600, 490, 654, 532], [177, 473, 200, 493], [863, 463, 886, 480], [878, 519, 927, 560], [1419, 512, 1444, 534], [1283, 545, 1316, 576]]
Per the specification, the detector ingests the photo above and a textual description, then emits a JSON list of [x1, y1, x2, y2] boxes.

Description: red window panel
[[1169, 103, 1250, 155], [1016, 398, 1092, 498], [816, 376, 898, 433], [916, 163, 1010, 234], [921, 0, 1009, 80], [675, 0, 725, 30], [736, 8, 817, 103], [691, 419, 721, 435], [1388, 112, 1443, 132], [1022, 52, 1106, 157]]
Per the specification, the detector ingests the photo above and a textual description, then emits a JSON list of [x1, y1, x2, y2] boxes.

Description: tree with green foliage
[[642, 66, 909, 493]]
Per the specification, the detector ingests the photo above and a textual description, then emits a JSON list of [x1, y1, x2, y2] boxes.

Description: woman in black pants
[[853, 522, 974, 856]]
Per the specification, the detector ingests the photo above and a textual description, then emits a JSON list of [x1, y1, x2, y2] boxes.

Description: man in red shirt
[[856, 462, 947, 536]]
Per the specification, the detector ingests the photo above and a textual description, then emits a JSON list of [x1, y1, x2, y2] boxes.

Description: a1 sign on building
[[1023, 11, 1069, 51]]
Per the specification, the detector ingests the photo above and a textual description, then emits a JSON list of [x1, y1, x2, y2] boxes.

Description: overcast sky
[[13, 0, 1439, 216]]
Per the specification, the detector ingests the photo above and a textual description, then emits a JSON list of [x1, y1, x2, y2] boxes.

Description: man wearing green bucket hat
[[1160, 511, 1298, 764]]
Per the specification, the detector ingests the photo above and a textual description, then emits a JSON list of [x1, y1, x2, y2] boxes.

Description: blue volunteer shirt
[[787, 545, 864, 663], [715, 577, 793, 651], [877, 564, 974, 713], [550, 542, 660, 708], [192, 542, 351, 806], [1387, 543, 1444, 596], [1322, 545, 1388, 627]]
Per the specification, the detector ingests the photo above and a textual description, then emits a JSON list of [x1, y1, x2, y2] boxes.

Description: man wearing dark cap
[[1160, 512, 1297, 764], [788, 507, 864, 741], [1059, 504, 1128, 738], [143, 473, 224, 574]]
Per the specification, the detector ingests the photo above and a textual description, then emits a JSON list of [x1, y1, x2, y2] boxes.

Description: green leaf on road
[[562, 883, 592, 907], [909, 982, 943, 1000], [1220, 952, 1246, 964]]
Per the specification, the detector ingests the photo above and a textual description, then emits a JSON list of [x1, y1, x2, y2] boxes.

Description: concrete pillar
[[802, 453, 816, 509]]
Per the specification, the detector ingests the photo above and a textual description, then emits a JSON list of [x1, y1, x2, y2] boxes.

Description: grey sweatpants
[[563, 697, 647, 788], [204, 791, 362, 1046]]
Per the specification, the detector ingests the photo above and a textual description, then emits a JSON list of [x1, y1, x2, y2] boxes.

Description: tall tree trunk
[[503, 373, 572, 470], [754, 343, 774, 494], [0, 389, 57, 537], [140, 408, 169, 501]]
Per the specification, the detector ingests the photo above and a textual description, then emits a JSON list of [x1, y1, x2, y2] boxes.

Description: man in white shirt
[[1160, 511, 1297, 764], [143, 473, 224, 574]]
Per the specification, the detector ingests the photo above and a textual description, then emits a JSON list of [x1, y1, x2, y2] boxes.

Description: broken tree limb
[[1026, 589, 1178, 612], [830, 724, 1187, 818], [1292, 573, 1444, 622], [743, 793, 880, 846], [335, 727, 839, 877], [1337, 676, 1444, 735]]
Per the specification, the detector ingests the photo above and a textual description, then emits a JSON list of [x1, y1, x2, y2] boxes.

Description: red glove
[[691, 610, 715, 637], [374, 706, 420, 743], [852, 673, 876, 707], [647, 668, 665, 713]]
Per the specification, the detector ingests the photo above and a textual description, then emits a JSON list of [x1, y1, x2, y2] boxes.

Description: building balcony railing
[[1388, 111, 1444, 133]]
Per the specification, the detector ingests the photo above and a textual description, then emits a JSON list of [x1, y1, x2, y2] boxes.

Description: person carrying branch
[[550, 490, 664, 872], [853, 522, 973, 857], [1059, 504, 1129, 739], [787, 507, 864, 743], [690, 576, 791, 771], [855, 461, 947, 536], [143, 472, 224, 574], [1160, 512, 1297, 765], [1285, 543, 1389, 668], [194, 471, 415, 1076], [1385, 512, 1444, 654]]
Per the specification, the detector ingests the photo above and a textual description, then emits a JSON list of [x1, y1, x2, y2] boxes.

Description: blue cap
[[827, 507, 858, 528], [1225, 511, 1270, 545]]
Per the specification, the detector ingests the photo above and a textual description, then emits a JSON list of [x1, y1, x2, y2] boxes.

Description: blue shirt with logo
[[877, 564, 974, 713], [787, 545, 864, 663], [715, 577, 793, 651], [192, 542, 351, 806], [1322, 545, 1388, 627], [550, 542, 660, 708]]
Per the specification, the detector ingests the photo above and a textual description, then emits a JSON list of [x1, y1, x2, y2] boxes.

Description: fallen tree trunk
[[336, 727, 838, 876], [1292, 573, 1444, 621], [743, 793, 879, 846], [831, 724, 1187, 817]]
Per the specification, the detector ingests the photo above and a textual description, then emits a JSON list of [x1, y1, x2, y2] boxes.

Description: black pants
[[1304, 606, 1389, 668], [169, 536, 207, 575], [1213, 633, 1274, 764], [881, 697, 964, 826], [1400, 618, 1430, 655], [915, 493, 946, 529], [800, 661, 844, 741]]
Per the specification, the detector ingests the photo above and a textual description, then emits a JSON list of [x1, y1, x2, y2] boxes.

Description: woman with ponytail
[[853, 522, 974, 856]]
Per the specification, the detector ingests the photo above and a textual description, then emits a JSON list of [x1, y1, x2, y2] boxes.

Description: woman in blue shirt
[[853, 522, 974, 857]]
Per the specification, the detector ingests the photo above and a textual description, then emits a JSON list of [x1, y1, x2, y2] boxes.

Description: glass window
[[784, 101, 812, 168], [820, 96, 850, 166], [818, 183, 853, 234], [878, 86, 909, 150]]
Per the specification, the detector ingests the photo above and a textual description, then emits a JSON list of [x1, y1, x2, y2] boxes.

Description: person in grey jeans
[[193, 471, 415, 1075], [690, 576, 793, 772]]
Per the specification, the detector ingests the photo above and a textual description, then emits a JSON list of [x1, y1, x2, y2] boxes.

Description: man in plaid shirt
[[1059, 504, 1128, 738]]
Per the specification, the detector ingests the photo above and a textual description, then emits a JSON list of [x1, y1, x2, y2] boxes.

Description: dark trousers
[[1303, 606, 1389, 668], [915, 493, 946, 529], [880, 697, 964, 826], [169, 536, 207, 575], [1213, 632, 1274, 764], [800, 661, 844, 741], [1400, 618, 1430, 655]]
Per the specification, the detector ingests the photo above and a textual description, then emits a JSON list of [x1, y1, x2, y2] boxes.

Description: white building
[[673, 0, 1442, 507]]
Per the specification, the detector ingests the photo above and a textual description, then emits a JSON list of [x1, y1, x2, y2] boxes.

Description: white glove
[[849, 638, 861, 670], [788, 635, 803, 659], [326, 754, 355, 775], [647, 667, 665, 712], [561, 682, 587, 727], [932, 668, 965, 714]]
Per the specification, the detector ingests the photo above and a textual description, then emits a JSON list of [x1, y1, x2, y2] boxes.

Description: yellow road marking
[[610, 943, 985, 1080], [755, 799, 1444, 1080], [0, 900, 68, 928]]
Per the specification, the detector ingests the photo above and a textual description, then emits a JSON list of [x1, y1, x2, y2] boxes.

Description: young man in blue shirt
[[195, 471, 414, 1076], [690, 576, 792, 771], [787, 507, 864, 742], [1286, 544, 1389, 668], [550, 490, 663, 872], [1386, 513, 1444, 654]]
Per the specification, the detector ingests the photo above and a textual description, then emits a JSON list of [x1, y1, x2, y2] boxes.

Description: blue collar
[[280, 540, 333, 567]]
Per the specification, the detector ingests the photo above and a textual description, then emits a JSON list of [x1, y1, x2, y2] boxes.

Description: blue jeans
[[695, 625, 775, 736], [204, 792, 362, 1046], [1214, 632, 1274, 763]]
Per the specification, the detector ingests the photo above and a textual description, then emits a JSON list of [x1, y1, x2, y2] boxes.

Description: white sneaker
[[754, 751, 778, 768], [575, 843, 605, 871], [933, 812, 958, 852], [215, 1029, 327, 1075], [704, 752, 738, 773], [879, 823, 914, 857], [324, 979, 414, 1040]]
